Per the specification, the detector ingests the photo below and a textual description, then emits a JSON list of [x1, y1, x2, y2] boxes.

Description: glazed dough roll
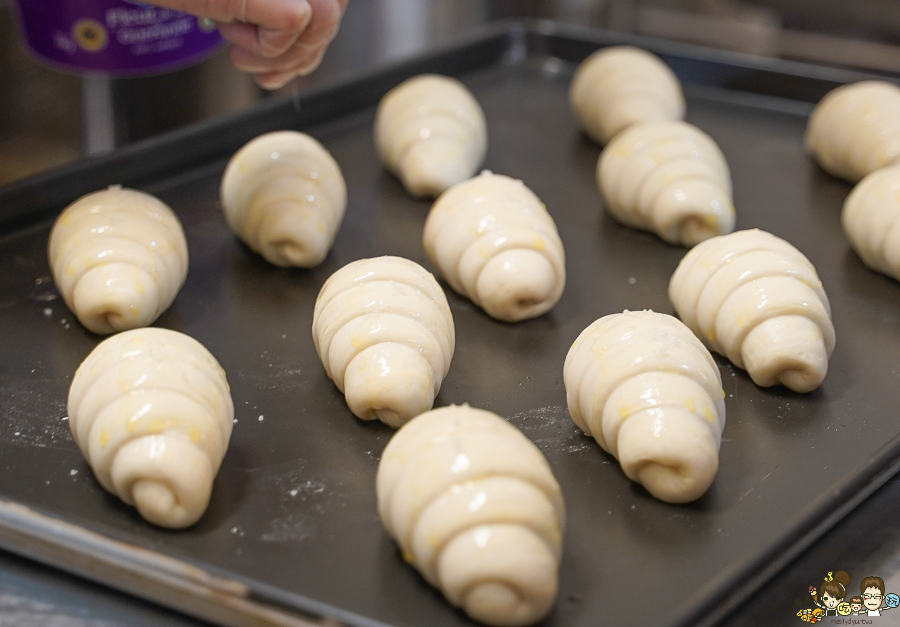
[[570, 46, 685, 145], [842, 164, 900, 281], [669, 229, 835, 393], [375, 74, 487, 198], [564, 310, 725, 503], [220, 130, 347, 267], [377, 405, 565, 627], [806, 80, 900, 183], [48, 186, 188, 335], [312, 256, 455, 428], [598, 120, 735, 246], [423, 171, 566, 322], [68, 328, 233, 528]]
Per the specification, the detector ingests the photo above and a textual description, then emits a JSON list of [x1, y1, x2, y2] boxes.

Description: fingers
[[252, 56, 322, 90], [231, 0, 347, 90], [156, 0, 313, 58], [144, 0, 347, 90], [228, 38, 321, 73], [245, 0, 312, 57]]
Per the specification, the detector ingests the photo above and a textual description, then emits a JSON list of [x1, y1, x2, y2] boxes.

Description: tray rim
[[2, 17, 900, 627]]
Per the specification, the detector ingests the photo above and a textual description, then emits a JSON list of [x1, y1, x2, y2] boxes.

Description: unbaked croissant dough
[[564, 310, 725, 503], [68, 328, 233, 528], [312, 256, 455, 428], [598, 120, 735, 246], [423, 171, 566, 322], [48, 186, 188, 335], [375, 74, 487, 198], [806, 80, 900, 183], [377, 404, 565, 627], [570, 46, 685, 145], [842, 164, 900, 281], [669, 229, 835, 393], [220, 130, 347, 267]]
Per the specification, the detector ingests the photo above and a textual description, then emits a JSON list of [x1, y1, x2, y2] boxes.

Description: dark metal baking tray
[[1, 19, 899, 627]]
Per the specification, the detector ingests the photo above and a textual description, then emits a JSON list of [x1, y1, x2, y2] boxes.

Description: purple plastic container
[[12, 0, 224, 76]]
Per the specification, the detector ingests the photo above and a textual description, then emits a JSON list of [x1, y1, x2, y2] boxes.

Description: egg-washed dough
[[842, 164, 900, 281], [569, 45, 685, 145], [806, 80, 900, 183], [669, 229, 835, 393], [598, 120, 735, 246], [375, 74, 487, 198], [68, 328, 233, 528], [564, 310, 725, 503], [47, 186, 188, 335], [376, 404, 565, 627], [220, 130, 347, 267], [312, 256, 455, 428], [424, 171, 566, 322]]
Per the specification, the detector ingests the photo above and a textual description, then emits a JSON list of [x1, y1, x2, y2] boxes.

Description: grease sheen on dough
[[312, 256, 455, 428], [376, 405, 565, 627], [220, 130, 347, 267], [375, 74, 487, 198], [570, 46, 685, 145], [806, 80, 900, 183], [424, 171, 565, 322], [48, 186, 188, 335], [68, 328, 233, 528], [669, 229, 835, 393], [842, 164, 900, 281], [564, 310, 725, 503], [598, 120, 735, 246]]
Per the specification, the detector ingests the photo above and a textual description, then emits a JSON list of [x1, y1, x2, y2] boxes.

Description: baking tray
[[2, 19, 900, 627]]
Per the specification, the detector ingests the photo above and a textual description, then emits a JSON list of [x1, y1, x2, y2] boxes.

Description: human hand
[[148, 0, 349, 89]]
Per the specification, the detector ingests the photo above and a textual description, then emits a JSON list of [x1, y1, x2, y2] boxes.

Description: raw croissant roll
[[220, 130, 347, 267], [570, 46, 685, 145], [806, 80, 900, 183], [375, 74, 487, 198], [564, 310, 725, 503], [377, 405, 565, 627], [68, 328, 233, 528], [48, 186, 188, 335], [669, 229, 835, 393], [423, 171, 566, 322], [842, 164, 900, 280], [598, 120, 735, 246], [312, 256, 455, 428]]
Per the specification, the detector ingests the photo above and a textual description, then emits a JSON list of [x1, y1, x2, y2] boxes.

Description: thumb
[[257, 2, 312, 57]]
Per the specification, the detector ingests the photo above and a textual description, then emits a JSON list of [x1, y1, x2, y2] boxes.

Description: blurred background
[[3, 2, 900, 625], [2, 0, 900, 186]]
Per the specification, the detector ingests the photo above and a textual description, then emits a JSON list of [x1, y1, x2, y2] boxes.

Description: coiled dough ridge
[[375, 74, 487, 198], [669, 229, 835, 393], [68, 328, 233, 528], [598, 120, 735, 246], [220, 130, 347, 267], [806, 80, 900, 183], [48, 186, 188, 335], [842, 164, 900, 281], [312, 256, 455, 428], [570, 46, 685, 145], [424, 171, 566, 322], [376, 405, 565, 626], [564, 310, 725, 503]]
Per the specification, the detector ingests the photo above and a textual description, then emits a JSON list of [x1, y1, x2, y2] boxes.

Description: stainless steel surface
[[4, 2, 900, 626]]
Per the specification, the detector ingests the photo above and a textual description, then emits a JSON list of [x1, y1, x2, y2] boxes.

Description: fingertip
[[280, 0, 313, 34], [296, 49, 326, 76], [254, 71, 296, 91], [257, 27, 300, 58]]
